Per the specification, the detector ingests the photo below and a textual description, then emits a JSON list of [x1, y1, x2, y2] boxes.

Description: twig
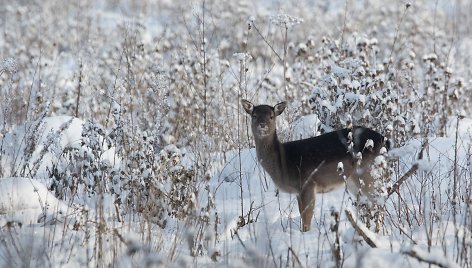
[[387, 140, 428, 197], [345, 209, 377, 248], [75, 60, 82, 118], [234, 231, 247, 250], [340, 0, 349, 46], [331, 208, 342, 268], [385, 2, 411, 73], [250, 21, 283, 62], [288, 246, 303, 268]]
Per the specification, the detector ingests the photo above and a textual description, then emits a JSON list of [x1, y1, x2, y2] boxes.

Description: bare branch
[[250, 21, 283, 62], [387, 140, 428, 197]]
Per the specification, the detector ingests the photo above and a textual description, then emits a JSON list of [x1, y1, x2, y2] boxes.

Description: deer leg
[[298, 186, 316, 232]]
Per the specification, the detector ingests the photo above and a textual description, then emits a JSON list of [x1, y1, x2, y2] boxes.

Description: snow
[[10, 118, 472, 265], [269, 14, 303, 28], [0, 106, 470, 268], [0, 116, 83, 177], [331, 65, 350, 78], [1, 0, 471, 267], [1, 58, 17, 73], [0, 116, 117, 181], [290, 114, 320, 139], [0, 177, 70, 225], [402, 245, 461, 268]]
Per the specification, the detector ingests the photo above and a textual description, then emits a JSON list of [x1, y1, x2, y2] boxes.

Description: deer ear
[[274, 101, 287, 116], [241, 99, 254, 114]]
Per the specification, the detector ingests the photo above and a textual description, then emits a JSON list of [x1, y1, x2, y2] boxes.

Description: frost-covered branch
[[402, 246, 461, 268], [345, 208, 378, 248]]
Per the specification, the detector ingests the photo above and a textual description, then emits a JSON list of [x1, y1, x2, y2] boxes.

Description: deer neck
[[254, 133, 287, 186]]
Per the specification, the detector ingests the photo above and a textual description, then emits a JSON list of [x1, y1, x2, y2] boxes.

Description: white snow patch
[[0, 177, 69, 224], [291, 114, 320, 139]]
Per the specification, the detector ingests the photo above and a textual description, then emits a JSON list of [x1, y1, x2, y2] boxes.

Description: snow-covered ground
[[0, 115, 471, 267], [1, 0, 471, 267]]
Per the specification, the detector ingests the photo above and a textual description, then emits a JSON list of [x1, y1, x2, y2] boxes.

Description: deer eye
[[270, 115, 274, 119], [252, 114, 257, 119]]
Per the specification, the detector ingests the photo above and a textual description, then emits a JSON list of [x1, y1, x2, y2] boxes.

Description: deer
[[241, 99, 389, 232]]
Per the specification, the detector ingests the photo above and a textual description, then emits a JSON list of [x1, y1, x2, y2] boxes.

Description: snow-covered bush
[[304, 35, 468, 145]]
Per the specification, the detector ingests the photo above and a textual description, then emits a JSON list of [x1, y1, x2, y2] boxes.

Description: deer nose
[[259, 123, 267, 128]]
